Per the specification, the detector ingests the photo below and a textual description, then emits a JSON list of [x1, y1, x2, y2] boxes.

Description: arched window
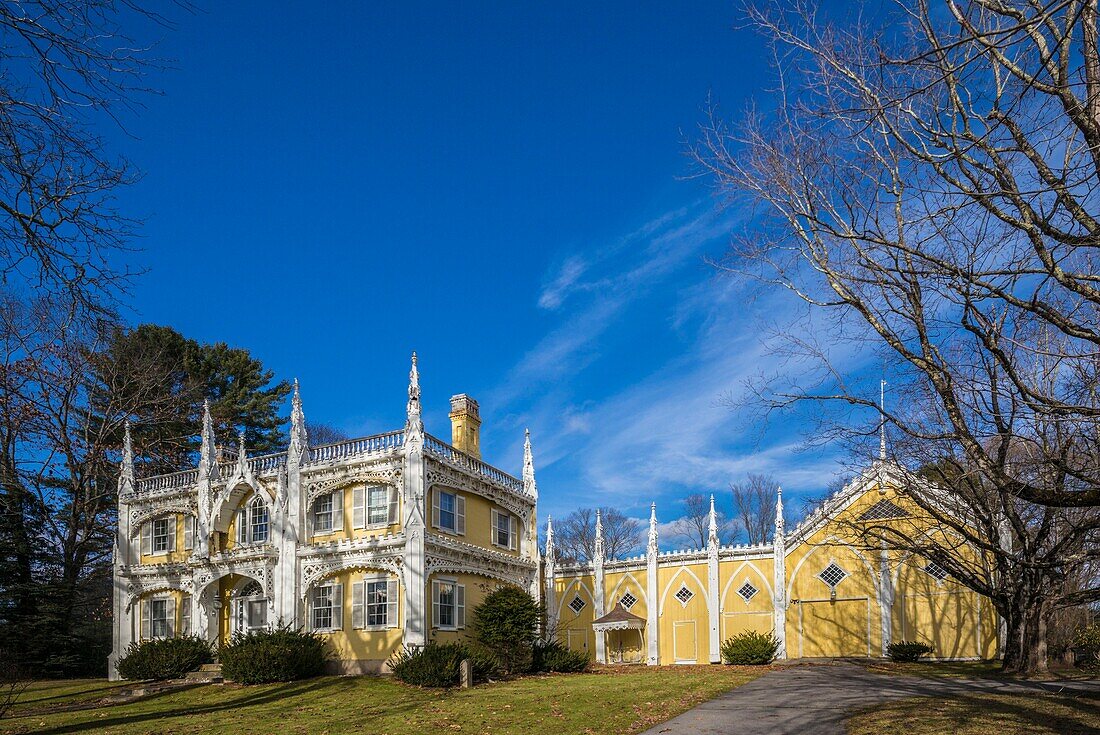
[[249, 495, 269, 543], [232, 580, 267, 634]]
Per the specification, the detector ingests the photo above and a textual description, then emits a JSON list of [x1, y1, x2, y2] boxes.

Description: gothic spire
[[708, 494, 719, 547], [647, 502, 659, 555], [594, 508, 605, 561], [119, 421, 134, 491], [290, 378, 308, 453], [545, 515, 555, 561], [236, 429, 248, 474], [522, 428, 538, 499], [879, 378, 887, 461], [198, 399, 219, 480], [405, 351, 423, 434], [774, 485, 785, 538]]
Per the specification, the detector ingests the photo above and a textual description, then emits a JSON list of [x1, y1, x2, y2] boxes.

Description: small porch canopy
[[592, 604, 645, 664]]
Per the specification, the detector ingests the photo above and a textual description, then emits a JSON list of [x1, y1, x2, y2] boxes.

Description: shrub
[[471, 586, 542, 675], [531, 639, 589, 673], [1071, 625, 1100, 668], [887, 641, 935, 662], [720, 630, 780, 665], [116, 636, 213, 680], [219, 627, 327, 684], [388, 642, 498, 687]]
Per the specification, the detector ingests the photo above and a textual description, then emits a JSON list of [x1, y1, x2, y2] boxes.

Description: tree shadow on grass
[[928, 693, 1100, 735], [22, 678, 363, 735]]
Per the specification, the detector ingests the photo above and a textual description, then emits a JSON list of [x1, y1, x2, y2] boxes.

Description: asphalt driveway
[[637, 662, 1100, 735]]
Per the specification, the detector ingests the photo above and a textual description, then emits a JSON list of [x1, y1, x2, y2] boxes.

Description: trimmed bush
[[471, 586, 542, 675], [219, 627, 327, 684], [116, 636, 213, 680], [887, 641, 935, 662], [720, 630, 780, 665], [388, 642, 498, 687], [531, 639, 589, 673]]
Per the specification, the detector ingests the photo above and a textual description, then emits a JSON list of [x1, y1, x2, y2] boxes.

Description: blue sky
[[108, 2, 869, 540]]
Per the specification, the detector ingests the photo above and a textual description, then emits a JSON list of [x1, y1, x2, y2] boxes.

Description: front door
[[673, 620, 697, 663]]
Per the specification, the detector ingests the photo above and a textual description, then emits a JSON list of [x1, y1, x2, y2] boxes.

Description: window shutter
[[386, 579, 398, 628], [168, 517, 177, 552], [431, 581, 440, 628], [456, 584, 466, 628], [387, 487, 399, 525], [490, 509, 498, 545], [432, 491, 441, 529], [181, 595, 191, 636], [331, 492, 344, 533], [184, 515, 193, 550], [510, 516, 518, 551], [308, 589, 318, 631], [455, 496, 466, 536], [352, 487, 365, 529], [166, 597, 176, 638], [236, 509, 246, 544], [332, 583, 344, 630], [141, 599, 151, 639], [141, 521, 151, 556], [351, 581, 365, 629]]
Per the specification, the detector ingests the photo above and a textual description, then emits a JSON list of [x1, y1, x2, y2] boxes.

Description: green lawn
[[1, 665, 764, 735], [846, 693, 1100, 735], [858, 659, 1099, 681]]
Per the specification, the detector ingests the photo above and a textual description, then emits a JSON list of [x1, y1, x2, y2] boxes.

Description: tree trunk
[[1002, 599, 1050, 676]]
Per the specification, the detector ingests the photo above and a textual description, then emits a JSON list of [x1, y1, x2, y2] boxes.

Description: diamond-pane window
[[860, 499, 907, 521], [674, 586, 694, 606], [737, 581, 758, 602], [818, 562, 848, 589], [568, 595, 586, 614], [923, 560, 950, 581], [619, 592, 638, 609]]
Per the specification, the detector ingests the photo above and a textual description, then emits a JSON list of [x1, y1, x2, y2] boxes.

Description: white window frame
[[310, 582, 343, 632], [367, 486, 390, 527], [431, 578, 465, 630], [491, 508, 517, 551], [352, 574, 400, 630], [249, 496, 269, 544], [151, 516, 174, 555], [180, 594, 192, 636], [145, 596, 174, 639], [312, 492, 343, 536], [432, 490, 465, 536]]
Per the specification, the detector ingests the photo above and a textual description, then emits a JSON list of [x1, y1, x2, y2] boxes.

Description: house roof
[[592, 603, 645, 630]]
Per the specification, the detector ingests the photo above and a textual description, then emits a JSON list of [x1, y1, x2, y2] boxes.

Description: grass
[[858, 659, 1100, 682], [0, 665, 765, 735], [846, 692, 1100, 735], [5, 679, 130, 718]]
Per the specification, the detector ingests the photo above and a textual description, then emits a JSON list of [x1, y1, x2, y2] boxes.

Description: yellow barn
[[548, 465, 998, 664]]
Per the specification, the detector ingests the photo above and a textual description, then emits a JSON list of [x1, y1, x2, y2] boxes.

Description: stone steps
[[185, 663, 224, 683]]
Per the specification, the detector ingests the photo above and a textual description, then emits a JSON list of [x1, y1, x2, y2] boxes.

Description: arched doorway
[[230, 579, 268, 637]]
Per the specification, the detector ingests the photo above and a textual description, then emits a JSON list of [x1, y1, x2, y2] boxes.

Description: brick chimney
[[449, 394, 481, 459]]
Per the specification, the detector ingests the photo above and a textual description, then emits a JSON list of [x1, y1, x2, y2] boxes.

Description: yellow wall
[[136, 588, 190, 639], [657, 563, 710, 664], [138, 513, 192, 565], [428, 486, 522, 557], [426, 572, 511, 645], [556, 574, 596, 656], [311, 567, 405, 667], [719, 558, 774, 640], [307, 484, 402, 544]]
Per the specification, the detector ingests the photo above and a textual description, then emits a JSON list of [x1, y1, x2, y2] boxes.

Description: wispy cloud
[[486, 200, 870, 524]]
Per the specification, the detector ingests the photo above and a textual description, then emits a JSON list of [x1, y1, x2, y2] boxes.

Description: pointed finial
[[119, 420, 135, 490], [648, 502, 659, 553], [708, 494, 719, 547], [879, 379, 887, 461], [290, 378, 308, 452], [775, 485, 785, 535], [406, 351, 423, 434], [522, 428, 538, 499], [545, 514, 555, 558], [594, 508, 605, 561], [199, 399, 219, 479]]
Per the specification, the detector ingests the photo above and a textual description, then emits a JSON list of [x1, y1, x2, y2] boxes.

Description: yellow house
[[548, 467, 998, 664]]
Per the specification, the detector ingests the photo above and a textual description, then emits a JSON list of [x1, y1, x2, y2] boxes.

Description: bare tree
[[692, 0, 1100, 673], [671, 493, 734, 548], [307, 422, 350, 447], [553, 507, 642, 564], [730, 474, 778, 545]]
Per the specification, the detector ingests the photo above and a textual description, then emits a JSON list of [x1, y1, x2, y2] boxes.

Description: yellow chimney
[[449, 394, 481, 459]]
